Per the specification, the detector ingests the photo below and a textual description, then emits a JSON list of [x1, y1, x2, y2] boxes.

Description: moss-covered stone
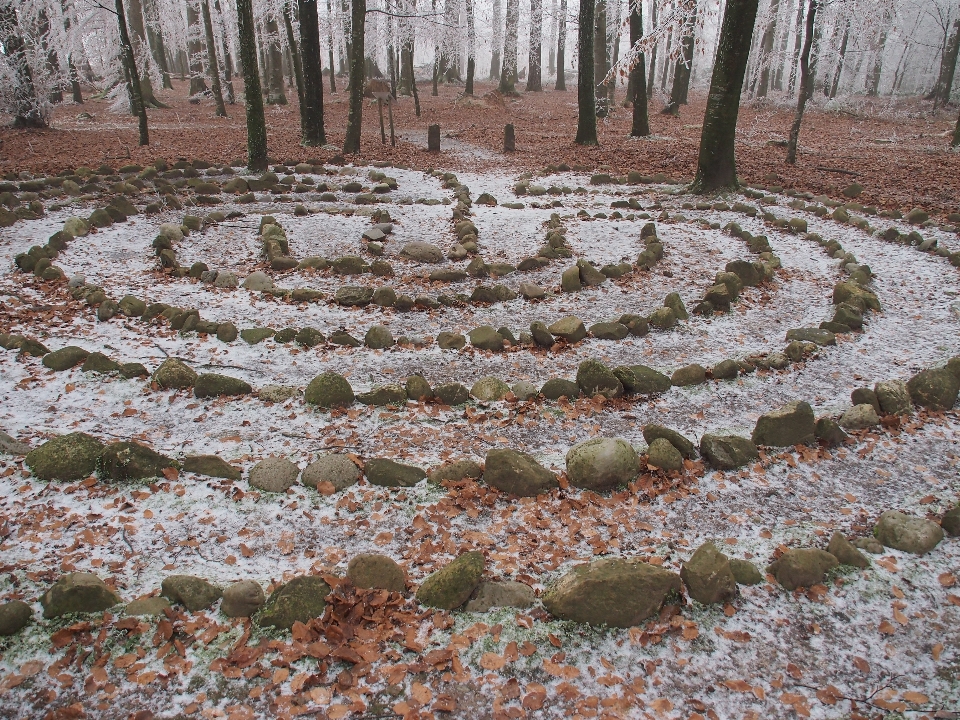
[[26, 432, 104, 481], [256, 575, 330, 630], [469, 325, 504, 351], [17, 338, 49, 357], [671, 364, 707, 387], [483, 449, 559, 496], [222, 581, 265, 618], [365, 325, 394, 349], [767, 549, 838, 590], [729, 559, 763, 585], [0, 600, 33, 636], [752, 401, 816, 447], [301, 455, 361, 491], [305, 372, 354, 408], [548, 316, 587, 343], [827, 532, 869, 568], [576, 360, 623, 398], [648, 307, 677, 330], [248, 457, 299, 492], [405, 375, 433, 401], [681, 542, 737, 605], [81, 352, 121, 374], [699, 434, 758, 470], [120, 362, 149, 379], [471, 376, 511, 401], [646, 438, 683, 471], [347, 554, 406, 592], [906, 368, 959, 411], [428, 459, 483, 484], [296, 327, 326, 347], [42, 345, 90, 371], [540, 378, 580, 400], [41, 573, 123, 618], [98, 441, 176, 481], [415, 551, 485, 610], [123, 597, 171, 617], [182, 454, 241, 480], [152, 358, 198, 389], [240, 328, 275, 344], [356, 384, 408, 406], [435, 383, 470, 405], [365, 458, 426, 487], [161, 575, 222, 612], [194, 373, 252, 398], [874, 511, 944, 554], [565, 437, 639, 492]]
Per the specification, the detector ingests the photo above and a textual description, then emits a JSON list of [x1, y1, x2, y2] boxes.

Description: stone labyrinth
[[1, 159, 959, 719]]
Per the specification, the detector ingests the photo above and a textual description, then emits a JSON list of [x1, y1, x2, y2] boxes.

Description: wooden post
[[377, 98, 386, 143], [388, 102, 396, 146], [428, 124, 441, 151], [504, 123, 516, 152]]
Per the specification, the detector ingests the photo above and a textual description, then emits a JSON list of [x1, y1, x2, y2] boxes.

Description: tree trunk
[[772, 0, 791, 91], [555, 0, 566, 90], [527, 0, 543, 90], [630, 0, 649, 136], [953, 106, 960, 147], [786, 0, 816, 164], [297, 0, 326, 145], [756, 0, 780, 98], [283, 1, 305, 106], [236, 0, 268, 169], [548, 0, 557, 74], [659, 25, 672, 90], [786, 0, 803, 93], [265, 15, 288, 103], [499, 0, 519, 93], [201, 0, 228, 115], [0, 4, 47, 127], [465, 0, 476, 94], [407, 34, 421, 115], [575, 0, 598, 145], [36, 11, 63, 104], [214, 0, 236, 103], [116, 0, 149, 144], [186, 0, 210, 95], [690, 0, 760, 192], [343, 0, 365, 153], [593, 0, 607, 112], [668, 4, 697, 108], [143, 0, 174, 89], [866, 25, 888, 97], [125, 0, 166, 108], [828, 17, 848, 98], [490, 0, 503, 79], [325, 0, 337, 92], [931, 19, 960, 108], [646, 0, 657, 96], [608, 0, 620, 105]]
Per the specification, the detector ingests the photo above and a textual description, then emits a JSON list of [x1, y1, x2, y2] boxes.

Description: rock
[[852, 537, 884, 554], [648, 307, 677, 330], [874, 511, 943, 554], [729, 559, 763, 585], [329, 330, 360, 347], [41, 573, 123, 618], [332, 255, 367, 275], [519, 282, 546, 300], [530, 321, 555, 347], [471, 376, 511, 401], [258, 385, 299, 403], [464, 581, 535, 612], [814, 417, 848, 446], [699, 434, 758, 470], [430, 269, 468, 282], [428, 459, 482, 484], [0, 431, 30, 456], [97, 299, 119, 322], [366, 458, 426, 487], [540, 378, 580, 400], [712, 359, 739, 380], [256, 576, 330, 630], [940, 506, 960, 536], [119, 362, 149, 379], [906, 368, 959, 410], [628, 366, 672, 394], [0, 600, 32, 635], [833, 281, 880, 311], [305, 372, 354, 408], [248, 457, 299, 493], [63, 217, 90, 237], [906, 208, 929, 224], [647, 438, 683, 471], [752, 401, 816, 447], [839, 403, 880, 430], [362, 325, 394, 350], [214, 272, 238, 288], [565, 438, 639, 493], [437, 331, 466, 350], [42, 345, 90, 371], [415, 551, 485, 610], [576, 360, 623, 398], [435, 383, 470, 405], [681, 542, 737, 605], [672, 364, 706, 387], [401, 241, 444, 263], [589, 322, 628, 340], [726, 260, 762, 286], [17, 338, 49, 357], [767, 549, 839, 591], [301, 454, 361, 491], [548, 316, 587, 343], [194, 373, 252, 398], [356, 385, 407, 406], [483, 448, 558, 496], [26, 432, 104, 481], [511, 381, 539, 400], [405, 375, 433, 401], [336, 285, 374, 307], [118, 295, 146, 317], [242, 271, 274, 291], [577, 259, 607, 286], [161, 576, 222, 612], [98, 441, 176, 481], [217, 323, 238, 342], [642, 426, 694, 460], [347, 554, 406, 592], [827, 532, 869, 568], [295, 327, 326, 347], [123, 597, 171, 617], [561, 266, 582, 292], [153, 358, 198, 389], [543, 557, 681, 627], [664, 292, 688, 320], [786, 328, 836, 346], [875, 380, 912, 415], [851, 387, 881, 413], [182, 454, 241, 480], [469, 326, 504, 351], [221, 580, 265, 618]]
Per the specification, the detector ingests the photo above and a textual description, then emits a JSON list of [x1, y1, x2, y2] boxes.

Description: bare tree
[[630, 0, 649, 137], [576, 0, 598, 144], [236, 0, 267, 168], [527, 0, 543, 90], [343, 0, 365, 153], [555, 0, 566, 90], [0, 1, 47, 128], [499, 0, 519, 93], [786, 0, 817, 164], [298, 0, 327, 145]]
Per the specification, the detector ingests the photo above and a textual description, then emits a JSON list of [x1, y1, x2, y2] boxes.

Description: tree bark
[[36, 10, 63, 104], [297, 0, 326, 145], [690, 0, 760, 192], [407, 33, 421, 115], [630, 0, 649, 136], [213, 0, 235, 103], [646, 0, 657, 96], [593, 0, 607, 112], [236, 0, 268, 169], [143, 0, 173, 89], [866, 23, 888, 97], [608, 0, 620, 105], [0, 4, 47, 127], [201, 0, 228, 115], [668, 3, 698, 108], [756, 0, 779, 98], [527, 0, 543, 91], [931, 18, 960, 108], [828, 17, 848, 99], [325, 0, 337, 92], [953, 106, 960, 147], [490, 0, 503, 79], [555, 0, 566, 90], [575, 0, 598, 145], [548, 0, 557, 74], [343, 0, 365, 153], [465, 0, 476, 94], [265, 15, 288, 103], [499, 0, 519, 93], [283, 2, 305, 106], [786, 0, 816, 164], [126, 0, 166, 108], [659, 24, 672, 90], [116, 0, 149, 144], [186, 0, 210, 95]]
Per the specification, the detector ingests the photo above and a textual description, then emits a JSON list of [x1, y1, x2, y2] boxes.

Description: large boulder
[[416, 551, 485, 609], [98, 441, 176, 481], [767, 549, 838, 591], [576, 360, 623, 398], [161, 575, 222, 612], [347, 553, 406, 592], [548, 316, 587, 344], [256, 575, 330, 630], [248, 457, 299, 492], [42, 346, 90, 371], [565, 438, 640, 493], [221, 580, 265, 618], [26, 432, 104, 481], [752, 401, 816, 447], [301, 455, 361, 491], [874, 511, 944, 554], [874, 380, 912, 415], [41, 573, 122, 618], [194, 373, 252, 398], [543, 558, 681, 627], [699, 434, 758, 470], [365, 458, 426, 487], [153, 358, 198, 389], [483, 449, 559, 496], [681, 542, 737, 605], [305, 372, 354, 408], [906, 368, 959, 411]]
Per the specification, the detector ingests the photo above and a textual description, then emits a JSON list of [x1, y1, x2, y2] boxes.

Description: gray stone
[[123, 597, 172, 617], [839, 403, 880, 430], [248, 457, 299, 492], [767, 549, 839, 590], [347, 554, 406, 592], [356, 384, 407, 406], [907, 368, 959, 410], [483, 449, 558, 496], [729, 559, 763, 585], [214, 271, 239, 288], [471, 376, 511, 401], [405, 375, 433, 401], [565, 437, 640, 492], [712, 359, 739, 380], [875, 380, 912, 415], [401, 241, 445, 263], [336, 285, 374, 306], [25, 432, 104, 481], [589, 322, 629, 340], [242, 271, 274, 291], [647, 438, 683, 471], [576, 360, 623, 398], [41, 573, 123, 618], [464, 581, 535, 612], [416, 552, 485, 610], [548, 316, 587, 343], [365, 325, 394, 349], [577, 260, 607, 286], [664, 292, 688, 320], [0, 600, 33, 635], [561, 266, 582, 292], [874, 511, 944, 554], [0, 431, 30, 456], [221, 580, 265, 618], [681, 542, 737, 605], [258, 385, 299, 403], [256, 575, 330, 630], [437, 331, 466, 350], [699, 434, 758, 470], [827, 532, 869, 568], [161, 575, 222, 612], [301, 455, 361, 491], [643, 425, 695, 459], [752, 401, 816, 447], [366, 458, 426, 487], [511, 381, 539, 400], [519, 282, 547, 300]]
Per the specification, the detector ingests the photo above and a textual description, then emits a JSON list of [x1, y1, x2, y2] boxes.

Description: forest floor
[[0, 79, 958, 219]]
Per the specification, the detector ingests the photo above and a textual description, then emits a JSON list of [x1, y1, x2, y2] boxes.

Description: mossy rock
[[471, 376, 511, 401], [42, 345, 90, 371], [576, 359, 623, 398], [565, 437, 639, 492], [18, 338, 49, 357], [729, 559, 763, 585], [906, 368, 959, 411], [435, 383, 470, 406], [548, 316, 587, 343], [752, 401, 816, 447], [767, 549, 838, 591], [405, 375, 433, 401], [0, 600, 33, 635], [428, 459, 483, 484], [365, 458, 426, 487], [365, 325, 394, 349], [41, 573, 123, 618], [643, 425, 696, 459], [240, 328, 275, 344], [671, 364, 706, 387], [680, 542, 737, 605], [541, 378, 580, 400], [182, 454, 241, 480], [255, 575, 330, 631], [305, 372, 354, 408], [26, 432, 104, 481], [699, 434, 758, 470], [81, 352, 121, 374], [194, 373, 252, 398], [648, 307, 677, 330], [483, 448, 558, 496], [356, 384, 407, 406], [415, 551, 485, 610], [152, 358, 198, 389], [98, 441, 176, 481], [348, 554, 406, 592], [120, 362, 149, 379], [161, 575, 222, 612]]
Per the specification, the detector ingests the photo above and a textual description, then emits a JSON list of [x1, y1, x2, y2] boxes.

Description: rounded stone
[[365, 325, 394, 349], [347, 554, 406, 592], [305, 372, 354, 408], [471, 376, 511, 401], [25, 432, 104, 482], [248, 457, 300, 493], [647, 437, 683, 471], [301, 455, 361, 491], [153, 358, 198, 389], [221, 580, 265, 618], [565, 437, 640, 493]]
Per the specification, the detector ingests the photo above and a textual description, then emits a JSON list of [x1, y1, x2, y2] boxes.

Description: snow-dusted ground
[[0, 166, 958, 718]]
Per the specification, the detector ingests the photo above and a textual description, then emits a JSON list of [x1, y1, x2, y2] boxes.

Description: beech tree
[[115, 0, 150, 144], [555, 0, 566, 90], [200, 0, 228, 115], [298, 0, 327, 145], [236, 0, 267, 168], [499, 0, 519, 93], [575, 0, 598, 145], [526, 0, 543, 91], [0, 2, 47, 128], [786, 0, 817, 164], [630, 0, 649, 136], [343, 0, 365, 153]]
